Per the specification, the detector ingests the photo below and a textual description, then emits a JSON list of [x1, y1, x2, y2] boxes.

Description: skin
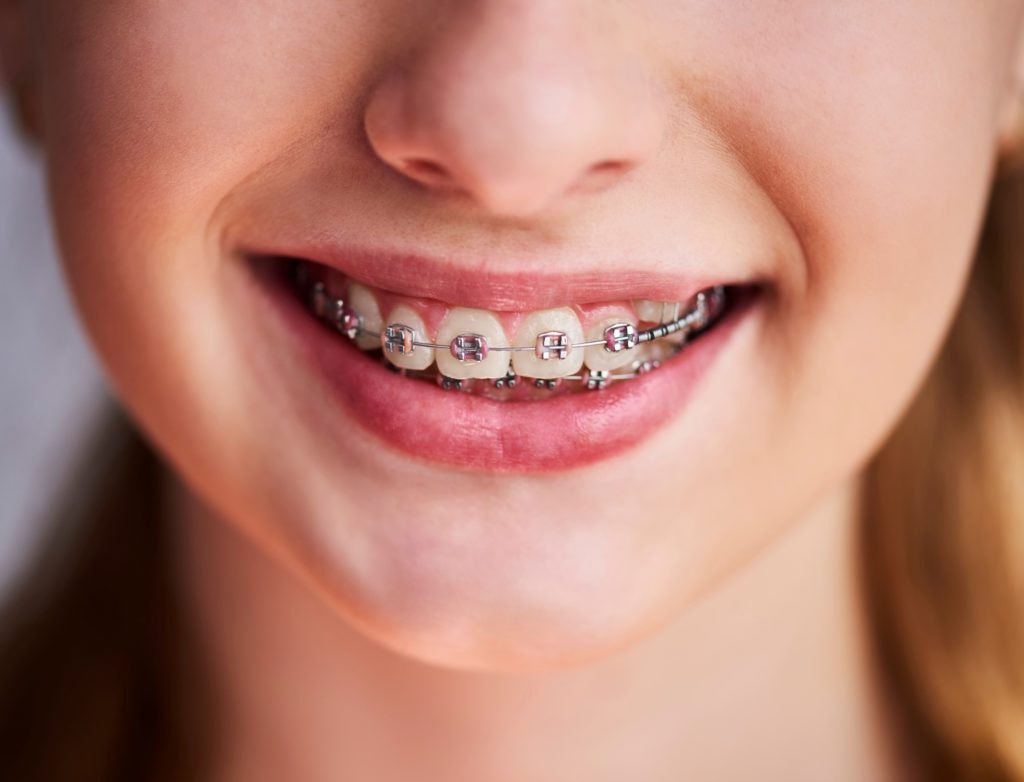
[[4, 1, 1024, 778]]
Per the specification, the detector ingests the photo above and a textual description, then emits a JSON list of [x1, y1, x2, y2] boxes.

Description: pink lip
[[241, 243, 752, 311], [247, 256, 760, 473]]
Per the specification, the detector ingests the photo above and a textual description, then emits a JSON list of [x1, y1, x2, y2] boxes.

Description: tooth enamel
[[634, 340, 675, 364], [348, 283, 384, 350], [666, 328, 689, 346], [584, 311, 640, 371], [436, 307, 511, 380], [511, 307, 585, 380], [632, 299, 682, 324], [632, 299, 662, 323], [381, 305, 434, 371]]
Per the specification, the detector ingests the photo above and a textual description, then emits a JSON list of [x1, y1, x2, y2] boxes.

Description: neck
[[169, 474, 910, 782]]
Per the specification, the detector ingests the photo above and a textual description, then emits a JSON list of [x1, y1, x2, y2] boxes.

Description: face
[[4, 1, 1022, 670]]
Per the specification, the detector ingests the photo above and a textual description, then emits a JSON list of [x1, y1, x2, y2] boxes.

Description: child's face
[[4, 2, 1022, 668]]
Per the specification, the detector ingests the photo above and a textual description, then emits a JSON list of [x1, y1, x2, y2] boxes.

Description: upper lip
[[243, 242, 753, 311]]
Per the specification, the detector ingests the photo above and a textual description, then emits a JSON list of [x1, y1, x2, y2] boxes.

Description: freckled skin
[[3, 1, 1023, 671]]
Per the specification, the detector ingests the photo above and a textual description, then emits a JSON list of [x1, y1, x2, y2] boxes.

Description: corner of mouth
[[241, 249, 765, 470]]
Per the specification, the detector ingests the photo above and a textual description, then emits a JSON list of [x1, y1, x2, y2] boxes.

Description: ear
[[0, 0, 41, 142], [996, 13, 1024, 174]]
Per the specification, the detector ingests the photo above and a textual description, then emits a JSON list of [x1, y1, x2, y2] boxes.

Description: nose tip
[[388, 150, 642, 216], [362, 10, 663, 217]]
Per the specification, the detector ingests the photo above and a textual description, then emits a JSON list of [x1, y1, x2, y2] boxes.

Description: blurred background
[[0, 110, 105, 595]]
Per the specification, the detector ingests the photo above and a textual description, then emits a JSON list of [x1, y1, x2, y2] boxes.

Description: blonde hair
[[860, 164, 1024, 780]]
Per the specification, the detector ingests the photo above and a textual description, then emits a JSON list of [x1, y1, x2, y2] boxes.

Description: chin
[[286, 493, 682, 673]]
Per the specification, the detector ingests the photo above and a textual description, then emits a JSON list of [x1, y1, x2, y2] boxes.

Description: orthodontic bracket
[[293, 263, 728, 390], [382, 323, 416, 355], [536, 331, 571, 360], [450, 333, 489, 363]]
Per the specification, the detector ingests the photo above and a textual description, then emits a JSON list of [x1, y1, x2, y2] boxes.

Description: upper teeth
[[348, 283, 383, 351], [381, 304, 434, 371], [512, 307, 585, 380], [300, 269, 725, 385], [436, 307, 511, 380], [585, 311, 640, 371]]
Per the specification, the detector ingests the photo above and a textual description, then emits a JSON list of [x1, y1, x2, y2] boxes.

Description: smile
[[292, 259, 735, 398], [246, 251, 764, 471]]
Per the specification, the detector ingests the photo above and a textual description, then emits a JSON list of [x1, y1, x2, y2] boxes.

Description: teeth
[[512, 307, 585, 380], [348, 283, 383, 351], [381, 305, 434, 371], [298, 262, 729, 390], [584, 310, 640, 371], [632, 299, 681, 324], [633, 339, 676, 365], [632, 299, 663, 323], [435, 307, 511, 380]]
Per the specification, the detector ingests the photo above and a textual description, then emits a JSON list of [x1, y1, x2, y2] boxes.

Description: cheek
[[26, 0, 1011, 670], [37, 0, 386, 313], [609, 2, 1006, 588], [692, 3, 1000, 463], [33, 1, 378, 458]]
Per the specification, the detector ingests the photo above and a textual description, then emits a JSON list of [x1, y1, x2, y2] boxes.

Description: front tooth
[[381, 304, 434, 370], [348, 283, 384, 350], [436, 307, 511, 380], [584, 310, 640, 371], [511, 307, 584, 380]]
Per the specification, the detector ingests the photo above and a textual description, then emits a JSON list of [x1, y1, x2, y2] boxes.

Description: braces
[[294, 263, 728, 390]]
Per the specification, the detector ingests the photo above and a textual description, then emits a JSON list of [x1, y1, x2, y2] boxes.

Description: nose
[[364, 2, 665, 217]]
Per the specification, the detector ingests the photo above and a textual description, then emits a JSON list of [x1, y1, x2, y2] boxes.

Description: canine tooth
[[436, 308, 511, 379], [381, 305, 434, 371], [512, 307, 585, 380], [348, 283, 383, 350], [584, 311, 639, 371], [603, 322, 639, 352]]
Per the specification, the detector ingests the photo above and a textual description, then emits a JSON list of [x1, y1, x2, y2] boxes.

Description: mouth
[[245, 251, 764, 472]]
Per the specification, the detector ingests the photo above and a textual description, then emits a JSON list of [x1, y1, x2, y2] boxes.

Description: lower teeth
[[291, 261, 730, 398], [384, 356, 667, 400]]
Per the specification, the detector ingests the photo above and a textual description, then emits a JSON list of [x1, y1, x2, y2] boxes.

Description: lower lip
[[250, 260, 760, 473]]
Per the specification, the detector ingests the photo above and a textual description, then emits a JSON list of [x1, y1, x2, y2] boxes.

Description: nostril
[[590, 160, 631, 175], [401, 158, 452, 183], [568, 159, 635, 195]]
